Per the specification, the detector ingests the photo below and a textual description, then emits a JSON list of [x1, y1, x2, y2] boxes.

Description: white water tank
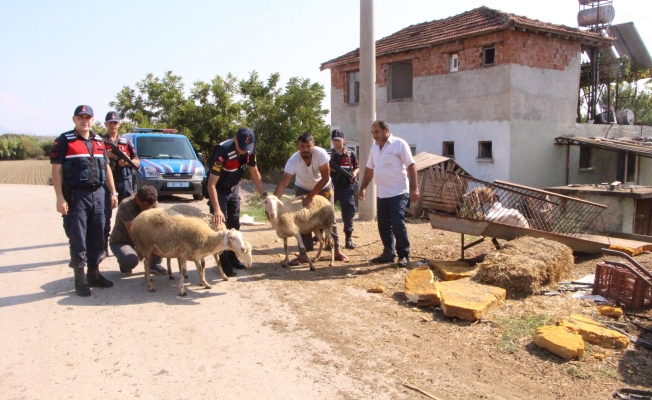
[[616, 109, 635, 125], [578, 5, 615, 26]]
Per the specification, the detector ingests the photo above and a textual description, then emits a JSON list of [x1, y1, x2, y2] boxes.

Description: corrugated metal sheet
[[554, 136, 652, 158], [611, 22, 652, 70]]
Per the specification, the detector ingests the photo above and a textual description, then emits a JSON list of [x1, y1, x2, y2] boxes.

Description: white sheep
[[262, 194, 334, 271], [166, 204, 229, 281], [131, 208, 252, 296], [485, 201, 530, 228]]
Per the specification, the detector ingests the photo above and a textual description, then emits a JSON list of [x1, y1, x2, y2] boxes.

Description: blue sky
[[0, 0, 649, 136]]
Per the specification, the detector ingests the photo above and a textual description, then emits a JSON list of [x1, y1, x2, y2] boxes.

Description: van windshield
[[136, 137, 196, 159]]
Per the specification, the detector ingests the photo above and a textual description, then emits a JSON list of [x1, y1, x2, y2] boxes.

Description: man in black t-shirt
[[207, 127, 267, 277]]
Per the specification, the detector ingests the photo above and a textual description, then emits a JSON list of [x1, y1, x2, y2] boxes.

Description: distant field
[[0, 160, 51, 185]]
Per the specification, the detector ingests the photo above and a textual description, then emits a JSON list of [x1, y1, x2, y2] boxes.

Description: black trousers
[[209, 185, 241, 272]]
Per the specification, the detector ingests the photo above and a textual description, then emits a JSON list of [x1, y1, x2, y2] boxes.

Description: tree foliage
[[600, 80, 652, 125], [110, 71, 330, 172]]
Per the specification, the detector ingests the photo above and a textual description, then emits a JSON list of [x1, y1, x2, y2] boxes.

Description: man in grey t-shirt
[[109, 185, 166, 275], [273, 133, 348, 265]]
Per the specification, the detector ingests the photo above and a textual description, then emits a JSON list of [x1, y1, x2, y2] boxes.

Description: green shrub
[[20, 136, 44, 158], [39, 139, 53, 158], [0, 136, 21, 159]]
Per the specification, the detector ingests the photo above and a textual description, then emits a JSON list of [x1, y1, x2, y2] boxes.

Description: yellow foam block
[[534, 325, 585, 360]]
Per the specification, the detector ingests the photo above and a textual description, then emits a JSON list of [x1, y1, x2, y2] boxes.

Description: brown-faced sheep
[[131, 208, 252, 296], [262, 194, 334, 271]]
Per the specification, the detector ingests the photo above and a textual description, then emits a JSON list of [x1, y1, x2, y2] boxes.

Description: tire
[[193, 194, 204, 201]]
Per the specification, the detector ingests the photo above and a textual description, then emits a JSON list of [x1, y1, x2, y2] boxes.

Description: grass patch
[[495, 313, 555, 353], [566, 365, 592, 380], [241, 197, 267, 223]]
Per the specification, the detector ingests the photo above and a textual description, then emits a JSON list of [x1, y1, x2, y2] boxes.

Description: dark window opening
[[409, 145, 417, 156], [347, 71, 360, 104], [579, 146, 592, 169], [388, 61, 413, 100], [483, 46, 496, 67], [442, 141, 455, 158], [478, 141, 492, 159], [617, 151, 637, 182]]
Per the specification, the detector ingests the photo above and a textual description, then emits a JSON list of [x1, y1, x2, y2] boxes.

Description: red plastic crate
[[593, 261, 652, 310]]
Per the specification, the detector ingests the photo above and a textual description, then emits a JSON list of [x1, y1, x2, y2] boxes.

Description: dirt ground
[[0, 159, 51, 185], [1, 160, 651, 399]]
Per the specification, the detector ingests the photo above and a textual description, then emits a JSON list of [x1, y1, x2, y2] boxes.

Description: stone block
[[558, 315, 629, 350], [438, 279, 506, 321], [430, 260, 476, 281], [405, 266, 440, 306], [533, 325, 585, 360], [597, 305, 623, 318]]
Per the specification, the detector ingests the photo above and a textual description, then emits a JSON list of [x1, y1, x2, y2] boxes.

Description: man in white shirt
[[273, 133, 349, 265], [358, 120, 420, 267]]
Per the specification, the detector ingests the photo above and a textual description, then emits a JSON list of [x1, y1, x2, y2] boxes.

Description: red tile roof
[[320, 6, 613, 70]]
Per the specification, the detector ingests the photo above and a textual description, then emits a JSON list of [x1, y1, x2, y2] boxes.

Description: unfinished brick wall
[[330, 30, 581, 90]]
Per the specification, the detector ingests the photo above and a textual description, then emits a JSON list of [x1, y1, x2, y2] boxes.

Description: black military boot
[[227, 250, 246, 270], [74, 267, 91, 297], [87, 265, 114, 288], [219, 253, 237, 277], [345, 233, 356, 250]]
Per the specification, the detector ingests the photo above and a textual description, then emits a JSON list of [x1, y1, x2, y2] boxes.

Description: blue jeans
[[377, 193, 410, 259]]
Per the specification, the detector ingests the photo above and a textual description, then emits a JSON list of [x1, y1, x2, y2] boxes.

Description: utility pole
[[358, 0, 376, 221]]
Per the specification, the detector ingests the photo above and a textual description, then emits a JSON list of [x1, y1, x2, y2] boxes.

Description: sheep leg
[[195, 259, 211, 289], [178, 258, 187, 296], [313, 229, 324, 263], [167, 258, 174, 280], [213, 253, 228, 281], [281, 238, 290, 268], [295, 233, 315, 271], [144, 256, 155, 292], [324, 227, 334, 267]]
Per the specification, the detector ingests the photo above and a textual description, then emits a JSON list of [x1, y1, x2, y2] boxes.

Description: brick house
[[320, 6, 615, 187]]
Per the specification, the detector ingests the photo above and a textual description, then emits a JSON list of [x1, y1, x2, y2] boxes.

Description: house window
[[410, 145, 417, 156], [579, 146, 592, 169], [388, 61, 413, 100], [478, 141, 492, 159], [449, 54, 458, 72], [482, 46, 496, 67], [347, 71, 360, 104], [442, 141, 455, 158]]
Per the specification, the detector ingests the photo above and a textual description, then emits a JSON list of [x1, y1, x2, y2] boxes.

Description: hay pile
[[474, 236, 573, 296]]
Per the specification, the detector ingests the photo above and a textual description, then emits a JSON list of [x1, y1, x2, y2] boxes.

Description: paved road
[[0, 184, 368, 400]]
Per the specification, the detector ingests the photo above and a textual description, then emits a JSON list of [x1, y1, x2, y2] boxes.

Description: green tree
[[174, 74, 243, 161], [110, 71, 185, 127], [601, 80, 652, 125], [239, 72, 330, 172], [110, 71, 331, 173]]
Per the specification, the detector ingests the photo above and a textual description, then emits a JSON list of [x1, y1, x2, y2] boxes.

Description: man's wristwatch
[[111, 192, 119, 197], [261, 191, 268, 198]]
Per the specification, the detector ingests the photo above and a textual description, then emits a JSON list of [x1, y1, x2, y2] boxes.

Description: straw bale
[[473, 236, 573, 296]]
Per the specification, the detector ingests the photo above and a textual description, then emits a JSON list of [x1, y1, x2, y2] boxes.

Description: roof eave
[[320, 25, 612, 71]]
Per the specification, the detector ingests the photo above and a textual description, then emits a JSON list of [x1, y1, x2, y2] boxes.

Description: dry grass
[[474, 236, 574, 296]]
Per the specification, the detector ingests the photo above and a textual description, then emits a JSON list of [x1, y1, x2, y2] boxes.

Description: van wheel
[[193, 194, 204, 201]]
